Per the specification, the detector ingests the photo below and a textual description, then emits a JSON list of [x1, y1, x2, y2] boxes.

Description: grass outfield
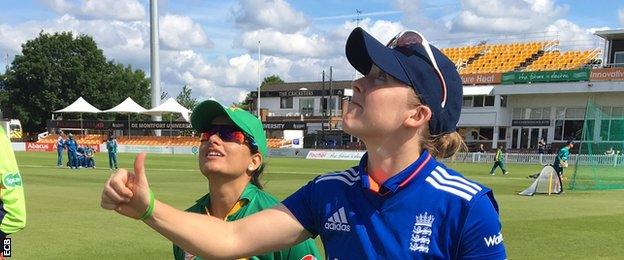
[[11, 151, 624, 259]]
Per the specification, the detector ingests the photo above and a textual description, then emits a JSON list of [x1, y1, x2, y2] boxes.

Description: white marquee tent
[[143, 97, 191, 122], [53, 97, 191, 136], [102, 97, 147, 137], [143, 98, 192, 137], [54, 97, 102, 133], [54, 97, 102, 113]]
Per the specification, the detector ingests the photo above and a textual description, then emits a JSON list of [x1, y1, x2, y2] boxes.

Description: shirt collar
[[199, 183, 257, 219], [358, 150, 434, 195]]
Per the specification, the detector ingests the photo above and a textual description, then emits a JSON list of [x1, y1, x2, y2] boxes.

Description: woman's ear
[[248, 152, 262, 172], [403, 105, 432, 129]]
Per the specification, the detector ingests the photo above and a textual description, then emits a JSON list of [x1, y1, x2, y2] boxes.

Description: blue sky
[[1, 0, 623, 105]]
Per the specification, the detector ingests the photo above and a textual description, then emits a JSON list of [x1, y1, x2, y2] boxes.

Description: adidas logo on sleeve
[[324, 207, 351, 232]]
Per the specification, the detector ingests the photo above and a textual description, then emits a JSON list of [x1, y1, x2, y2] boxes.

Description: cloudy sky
[[1, 0, 623, 106]]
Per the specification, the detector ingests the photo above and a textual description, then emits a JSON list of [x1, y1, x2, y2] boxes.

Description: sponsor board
[[590, 68, 624, 81], [502, 69, 590, 84], [119, 145, 173, 154], [306, 150, 365, 160], [25, 142, 54, 152], [461, 73, 501, 85], [23, 142, 100, 152]]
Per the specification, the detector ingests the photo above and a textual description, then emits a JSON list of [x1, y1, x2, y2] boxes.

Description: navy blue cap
[[345, 27, 462, 135]]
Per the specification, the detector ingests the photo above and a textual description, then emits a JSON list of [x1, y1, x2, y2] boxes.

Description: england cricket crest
[[410, 212, 435, 253]]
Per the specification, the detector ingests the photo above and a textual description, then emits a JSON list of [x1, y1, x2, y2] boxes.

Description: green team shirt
[[555, 146, 570, 165], [106, 139, 117, 153], [0, 127, 26, 236], [495, 149, 505, 162], [172, 183, 321, 260]]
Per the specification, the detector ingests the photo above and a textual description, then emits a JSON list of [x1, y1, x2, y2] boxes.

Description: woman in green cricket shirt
[[172, 100, 320, 260], [489, 145, 509, 175]]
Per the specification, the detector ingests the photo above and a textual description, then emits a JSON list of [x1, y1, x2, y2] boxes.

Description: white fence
[[442, 152, 624, 166]]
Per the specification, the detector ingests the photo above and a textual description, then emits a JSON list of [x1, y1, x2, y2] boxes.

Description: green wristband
[[139, 189, 155, 221]]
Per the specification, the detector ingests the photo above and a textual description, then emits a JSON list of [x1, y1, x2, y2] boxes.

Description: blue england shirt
[[66, 139, 78, 152], [282, 150, 506, 259], [56, 137, 65, 151]]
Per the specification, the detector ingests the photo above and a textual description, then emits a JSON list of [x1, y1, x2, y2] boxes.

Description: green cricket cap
[[191, 100, 268, 157]]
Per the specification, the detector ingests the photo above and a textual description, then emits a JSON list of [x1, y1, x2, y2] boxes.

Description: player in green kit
[[171, 100, 320, 260], [0, 126, 27, 240], [489, 145, 509, 175], [553, 140, 573, 176]]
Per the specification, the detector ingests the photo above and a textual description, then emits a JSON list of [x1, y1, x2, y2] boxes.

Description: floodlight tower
[[150, 0, 162, 136]]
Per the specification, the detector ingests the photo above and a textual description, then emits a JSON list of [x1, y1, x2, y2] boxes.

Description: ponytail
[[422, 131, 466, 159], [409, 90, 466, 158]]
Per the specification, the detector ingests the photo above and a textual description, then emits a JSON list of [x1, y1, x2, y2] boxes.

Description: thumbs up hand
[[101, 153, 152, 220]]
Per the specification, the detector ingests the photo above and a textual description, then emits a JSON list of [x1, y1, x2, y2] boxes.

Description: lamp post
[[321, 70, 325, 148], [150, 0, 161, 136], [257, 41, 261, 119]]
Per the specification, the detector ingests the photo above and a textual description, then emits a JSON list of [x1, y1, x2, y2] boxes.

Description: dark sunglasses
[[386, 30, 448, 108], [200, 125, 258, 151]]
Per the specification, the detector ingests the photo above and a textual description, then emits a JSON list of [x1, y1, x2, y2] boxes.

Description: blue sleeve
[[458, 192, 506, 260], [282, 180, 320, 237]]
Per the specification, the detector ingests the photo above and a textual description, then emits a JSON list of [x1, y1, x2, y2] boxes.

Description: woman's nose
[[352, 77, 364, 94]]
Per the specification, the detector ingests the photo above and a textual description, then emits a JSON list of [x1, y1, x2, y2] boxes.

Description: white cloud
[[42, 0, 145, 21], [449, 0, 568, 33], [331, 18, 404, 47], [160, 14, 212, 50], [41, 0, 74, 13], [233, 0, 308, 33], [239, 29, 330, 58], [79, 0, 145, 21], [619, 8, 624, 26], [158, 50, 256, 104], [0, 24, 36, 53], [545, 19, 600, 50]]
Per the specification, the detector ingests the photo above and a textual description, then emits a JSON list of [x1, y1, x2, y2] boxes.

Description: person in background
[[66, 134, 79, 169], [553, 140, 573, 176], [106, 135, 118, 170], [605, 147, 615, 156], [56, 131, 66, 167], [76, 145, 86, 168], [489, 145, 509, 175], [478, 143, 486, 153], [85, 146, 95, 168], [538, 138, 546, 154], [0, 126, 27, 242]]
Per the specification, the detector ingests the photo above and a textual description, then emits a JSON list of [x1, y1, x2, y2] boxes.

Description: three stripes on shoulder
[[425, 166, 482, 201], [313, 166, 482, 201], [315, 167, 360, 186]]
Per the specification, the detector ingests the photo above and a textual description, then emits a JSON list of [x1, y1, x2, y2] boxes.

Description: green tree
[[2, 31, 151, 132], [236, 74, 284, 110], [261, 74, 284, 86], [0, 75, 7, 119], [176, 85, 197, 111], [162, 85, 197, 121]]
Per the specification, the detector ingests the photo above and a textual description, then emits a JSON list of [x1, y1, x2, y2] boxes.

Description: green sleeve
[[0, 127, 27, 236], [172, 244, 185, 260], [562, 150, 570, 161]]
